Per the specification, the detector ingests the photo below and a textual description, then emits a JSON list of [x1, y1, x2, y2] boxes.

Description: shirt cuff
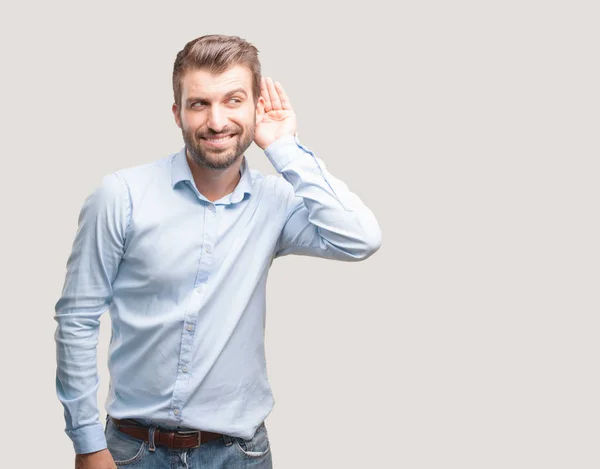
[[67, 422, 107, 454], [264, 134, 315, 173]]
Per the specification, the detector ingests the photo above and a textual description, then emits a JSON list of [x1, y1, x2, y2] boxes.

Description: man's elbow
[[351, 226, 382, 261]]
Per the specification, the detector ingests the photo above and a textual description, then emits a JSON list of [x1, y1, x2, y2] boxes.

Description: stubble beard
[[183, 121, 255, 170]]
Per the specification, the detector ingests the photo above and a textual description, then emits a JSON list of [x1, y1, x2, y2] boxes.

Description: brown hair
[[173, 34, 261, 108]]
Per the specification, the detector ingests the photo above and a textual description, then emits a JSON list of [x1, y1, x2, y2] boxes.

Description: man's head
[[172, 35, 264, 170]]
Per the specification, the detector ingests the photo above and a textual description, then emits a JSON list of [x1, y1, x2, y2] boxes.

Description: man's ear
[[172, 103, 182, 129], [255, 96, 265, 125]]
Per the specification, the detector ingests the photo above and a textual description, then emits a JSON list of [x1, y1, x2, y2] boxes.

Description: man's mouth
[[201, 134, 236, 147]]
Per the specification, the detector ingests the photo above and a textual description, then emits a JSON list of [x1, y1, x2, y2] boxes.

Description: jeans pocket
[[233, 422, 271, 459], [105, 418, 148, 466]]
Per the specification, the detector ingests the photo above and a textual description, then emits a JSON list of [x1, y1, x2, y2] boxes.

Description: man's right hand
[[75, 449, 116, 469]]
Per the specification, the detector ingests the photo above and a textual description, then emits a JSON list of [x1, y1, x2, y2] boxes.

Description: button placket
[[203, 205, 216, 257], [170, 202, 219, 420]]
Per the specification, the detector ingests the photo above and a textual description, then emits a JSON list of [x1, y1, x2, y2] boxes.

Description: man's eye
[[229, 98, 242, 104], [191, 102, 206, 108]]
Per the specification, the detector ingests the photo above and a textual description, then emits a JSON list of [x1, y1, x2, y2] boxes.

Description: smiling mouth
[[201, 134, 236, 145]]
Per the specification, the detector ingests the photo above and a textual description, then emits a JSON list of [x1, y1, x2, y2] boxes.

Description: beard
[[182, 120, 255, 170]]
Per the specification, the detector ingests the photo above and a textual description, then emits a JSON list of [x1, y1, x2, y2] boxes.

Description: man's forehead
[[181, 65, 252, 97]]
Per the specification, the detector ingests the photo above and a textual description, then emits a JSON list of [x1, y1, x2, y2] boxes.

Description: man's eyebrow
[[186, 88, 248, 104], [223, 88, 248, 98]]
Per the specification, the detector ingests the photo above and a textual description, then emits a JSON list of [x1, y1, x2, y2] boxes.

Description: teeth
[[205, 135, 233, 143]]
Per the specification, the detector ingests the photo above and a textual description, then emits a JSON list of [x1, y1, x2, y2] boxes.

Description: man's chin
[[189, 148, 241, 170]]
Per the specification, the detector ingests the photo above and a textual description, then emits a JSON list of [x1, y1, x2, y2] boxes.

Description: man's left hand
[[254, 77, 297, 150]]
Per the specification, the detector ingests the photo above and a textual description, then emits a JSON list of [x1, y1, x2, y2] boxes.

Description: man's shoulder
[[113, 153, 174, 184], [88, 153, 177, 207]]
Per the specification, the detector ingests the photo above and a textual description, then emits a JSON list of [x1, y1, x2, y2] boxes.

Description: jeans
[[104, 416, 273, 468]]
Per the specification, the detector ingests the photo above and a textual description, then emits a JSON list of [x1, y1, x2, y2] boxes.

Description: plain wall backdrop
[[0, 1, 598, 468]]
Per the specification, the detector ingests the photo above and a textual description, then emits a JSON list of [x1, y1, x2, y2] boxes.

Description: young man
[[55, 34, 382, 469]]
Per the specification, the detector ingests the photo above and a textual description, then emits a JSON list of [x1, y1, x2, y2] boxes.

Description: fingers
[[260, 77, 271, 111], [266, 77, 282, 110], [274, 81, 292, 110], [261, 77, 292, 111]]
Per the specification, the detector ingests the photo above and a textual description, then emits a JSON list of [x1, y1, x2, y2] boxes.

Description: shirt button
[[205, 245, 212, 253], [173, 409, 180, 415], [182, 367, 188, 373], [187, 324, 193, 331]]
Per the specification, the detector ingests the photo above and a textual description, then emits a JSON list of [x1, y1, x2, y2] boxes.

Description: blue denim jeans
[[104, 416, 273, 468]]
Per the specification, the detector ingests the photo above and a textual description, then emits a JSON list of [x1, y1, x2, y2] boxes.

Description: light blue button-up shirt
[[54, 135, 382, 454]]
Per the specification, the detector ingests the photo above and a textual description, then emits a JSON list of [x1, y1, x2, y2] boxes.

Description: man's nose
[[207, 106, 228, 133]]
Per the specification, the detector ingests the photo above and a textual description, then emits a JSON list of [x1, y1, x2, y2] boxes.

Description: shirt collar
[[171, 147, 193, 187], [229, 156, 253, 203], [171, 147, 253, 204]]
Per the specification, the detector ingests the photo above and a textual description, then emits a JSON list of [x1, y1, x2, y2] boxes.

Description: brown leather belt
[[111, 417, 224, 449]]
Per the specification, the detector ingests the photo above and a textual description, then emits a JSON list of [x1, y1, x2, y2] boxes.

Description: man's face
[[173, 65, 264, 170]]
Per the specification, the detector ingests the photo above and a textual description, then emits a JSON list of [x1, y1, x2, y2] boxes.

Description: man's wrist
[[75, 449, 115, 469], [263, 133, 296, 152]]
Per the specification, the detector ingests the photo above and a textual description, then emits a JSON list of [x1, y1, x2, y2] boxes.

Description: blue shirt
[[54, 135, 382, 454]]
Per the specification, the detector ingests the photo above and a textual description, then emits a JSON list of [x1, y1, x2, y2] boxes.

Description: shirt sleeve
[[54, 172, 130, 454], [265, 135, 382, 261]]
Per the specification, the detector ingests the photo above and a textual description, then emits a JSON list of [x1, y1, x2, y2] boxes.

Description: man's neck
[[186, 153, 243, 203]]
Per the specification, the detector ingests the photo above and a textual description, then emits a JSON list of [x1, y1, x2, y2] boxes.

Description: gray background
[[0, 0, 598, 468]]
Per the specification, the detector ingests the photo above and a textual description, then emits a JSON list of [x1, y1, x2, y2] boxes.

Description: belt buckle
[[177, 429, 202, 449]]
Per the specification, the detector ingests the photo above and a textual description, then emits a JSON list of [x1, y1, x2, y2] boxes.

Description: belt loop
[[148, 425, 157, 452], [223, 435, 232, 446]]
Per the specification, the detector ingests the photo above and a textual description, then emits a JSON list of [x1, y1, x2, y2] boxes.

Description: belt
[[110, 417, 224, 449]]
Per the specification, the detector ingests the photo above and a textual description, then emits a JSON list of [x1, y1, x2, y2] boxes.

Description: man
[[55, 34, 382, 469]]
